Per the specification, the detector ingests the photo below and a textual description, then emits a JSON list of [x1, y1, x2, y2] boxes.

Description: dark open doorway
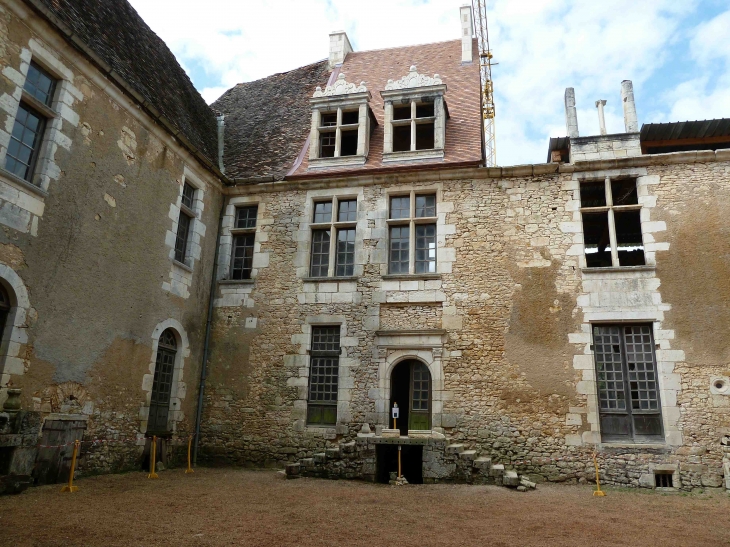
[[390, 360, 431, 435], [376, 444, 423, 484]]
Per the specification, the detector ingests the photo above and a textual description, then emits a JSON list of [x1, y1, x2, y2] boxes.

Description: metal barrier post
[[61, 440, 80, 492], [593, 452, 606, 496], [148, 436, 159, 479], [185, 435, 194, 474]]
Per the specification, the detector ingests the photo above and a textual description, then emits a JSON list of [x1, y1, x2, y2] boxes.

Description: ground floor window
[[593, 324, 663, 442], [148, 329, 177, 434], [307, 326, 340, 426]]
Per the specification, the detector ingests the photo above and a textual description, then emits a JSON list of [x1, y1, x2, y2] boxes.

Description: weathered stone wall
[[202, 154, 730, 491], [0, 1, 223, 474]]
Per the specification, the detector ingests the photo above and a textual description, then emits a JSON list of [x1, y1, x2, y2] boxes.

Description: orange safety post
[[185, 435, 194, 474], [148, 435, 159, 479], [61, 440, 80, 493]]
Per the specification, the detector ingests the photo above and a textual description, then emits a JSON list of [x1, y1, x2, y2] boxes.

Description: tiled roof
[[289, 39, 483, 178], [212, 61, 331, 181], [25, 0, 220, 167]]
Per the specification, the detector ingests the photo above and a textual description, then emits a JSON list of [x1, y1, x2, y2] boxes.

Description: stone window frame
[[308, 195, 359, 279], [308, 74, 373, 169], [381, 66, 447, 163], [228, 204, 259, 281], [0, 39, 83, 236], [0, 264, 31, 407], [288, 316, 357, 436], [140, 319, 190, 436], [162, 166, 206, 299], [387, 190, 439, 275]]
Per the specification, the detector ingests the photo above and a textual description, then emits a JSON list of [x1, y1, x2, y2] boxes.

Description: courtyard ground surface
[[0, 468, 728, 546]]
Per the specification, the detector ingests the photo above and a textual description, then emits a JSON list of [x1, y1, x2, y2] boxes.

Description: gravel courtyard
[[0, 468, 728, 546]]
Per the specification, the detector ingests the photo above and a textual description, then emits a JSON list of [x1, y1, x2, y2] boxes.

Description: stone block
[[701, 474, 724, 488], [473, 456, 492, 470], [446, 444, 464, 455], [489, 463, 504, 477], [459, 450, 477, 462], [313, 452, 326, 464], [285, 463, 300, 478], [503, 470, 520, 487]]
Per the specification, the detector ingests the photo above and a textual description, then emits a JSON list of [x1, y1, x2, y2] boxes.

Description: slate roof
[[215, 39, 483, 181], [641, 119, 730, 142], [212, 61, 331, 181], [24, 0, 220, 168]]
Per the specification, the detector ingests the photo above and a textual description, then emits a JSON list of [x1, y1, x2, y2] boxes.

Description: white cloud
[[129, 0, 722, 166], [201, 86, 229, 105]]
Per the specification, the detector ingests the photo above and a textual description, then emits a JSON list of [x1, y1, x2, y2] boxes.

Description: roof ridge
[[234, 59, 328, 87], [346, 38, 462, 56]]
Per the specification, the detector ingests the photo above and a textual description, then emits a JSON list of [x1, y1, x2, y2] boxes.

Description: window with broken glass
[[309, 198, 357, 278], [593, 324, 663, 443], [317, 109, 360, 158], [579, 177, 645, 268], [229, 205, 258, 280], [5, 62, 57, 183], [388, 192, 437, 274], [391, 100, 437, 152], [307, 326, 341, 426], [174, 182, 196, 264]]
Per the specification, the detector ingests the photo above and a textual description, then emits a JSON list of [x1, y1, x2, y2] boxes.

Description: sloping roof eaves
[[24, 0, 221, 172], [641, 119, 730, 142], [213, 61, 331, 181]]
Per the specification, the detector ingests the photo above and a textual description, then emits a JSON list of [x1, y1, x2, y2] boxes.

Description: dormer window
[[382, 66, 447, 163], [309, 74, 376, 168]]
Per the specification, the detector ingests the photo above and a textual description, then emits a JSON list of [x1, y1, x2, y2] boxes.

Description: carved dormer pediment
[[313, 73, 367, 98], [385, 66, 443, 90]]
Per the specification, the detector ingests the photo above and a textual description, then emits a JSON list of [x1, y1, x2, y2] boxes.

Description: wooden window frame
[[579, 176, 645, 268], [387, 191, 437, 275], [306, 326, 341, 426], [229, 205, 258, 280], [309, 197, 357, 278]]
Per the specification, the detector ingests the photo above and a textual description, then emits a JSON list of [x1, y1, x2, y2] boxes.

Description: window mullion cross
[[334, 108, 342, 158], [410, 101, 416, 151], [329, 197, 337, 277], [409, 191, 416, 274], [605, 177, 620, 267]]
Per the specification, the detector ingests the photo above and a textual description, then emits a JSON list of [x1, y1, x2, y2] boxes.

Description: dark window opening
[[393, 125, 411, 152], [310, 229, 330, 277], [148, 329, 177, 435], [580, 180, 607, 207], [415, 123, 435, 150], [307, 326, 340, 426], [320, 131, 335, 157], [393, 105, 411, 120], [235, 205, 258, 229], [5, 103, 46, 182], [24, 62, 56, 106], [376, 444, 423, 484], [231, 233, 255, 280], [321, 112, 337, 127], [340, 129, 358, 156], [611, 178, 639, 205], [582, 212, 612, 268], [174, 211, 192, 263], [594, 325, 663, 443], [0, 284, 11, 345], [416, 103, 434, 118], [655, 472, 673, 488], [338, 199, 357, 222], [341, 110, 359, 125], [615, 210, 645, 266], [389, 226, 410, 274], [336, 229, 355, 276]]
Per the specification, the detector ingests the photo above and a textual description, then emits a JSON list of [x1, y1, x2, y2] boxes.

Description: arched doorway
[[390, 359, 431, 435], [148, 328, 177, 435]]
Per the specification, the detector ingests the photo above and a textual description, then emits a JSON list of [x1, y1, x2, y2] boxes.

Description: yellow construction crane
[[472, 0, 496, 167]]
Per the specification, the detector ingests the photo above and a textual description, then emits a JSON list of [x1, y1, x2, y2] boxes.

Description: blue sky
[[128, 0, 730, 166]]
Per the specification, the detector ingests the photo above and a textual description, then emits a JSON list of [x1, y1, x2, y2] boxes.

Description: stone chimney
[[565, 88, 579, 138], [460, 5, 473, 63], [329, 31, 353, 69], [621, 80, 639, 133]]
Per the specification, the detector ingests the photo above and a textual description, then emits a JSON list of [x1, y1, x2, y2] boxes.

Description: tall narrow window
[[175, 183, 196, 264], [5, 62, 57, 183], [230, 205, 258, 280], [593, 324, 663, 442], [148, 329, 177, 434], [307, 326, 340, 426], [0, 284, 11, 342], [580, 177, 645, 268], [309, 198, 357, 278], [388, 192, 437, 274]]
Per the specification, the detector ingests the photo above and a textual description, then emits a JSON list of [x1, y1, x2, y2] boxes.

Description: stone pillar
[[595, 100, 607, 135], [329, 31, 353, 69], [565, 88, 579, 138], [460, 5, 473, 63], [621, 80, 639, 133], [308, 109, 320, 160]]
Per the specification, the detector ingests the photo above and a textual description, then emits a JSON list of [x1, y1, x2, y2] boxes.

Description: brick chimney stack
[[460, 5, 473, 63], [329, 31, 353, 69]]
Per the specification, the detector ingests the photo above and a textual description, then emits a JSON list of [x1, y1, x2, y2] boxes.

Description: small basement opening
[[654, 471, 673, 488], [376, 444, 423, 484]]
